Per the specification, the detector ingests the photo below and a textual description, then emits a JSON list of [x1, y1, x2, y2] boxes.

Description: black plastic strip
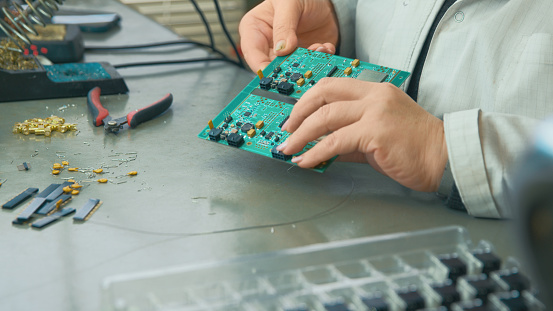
[[2, 188, 39, 209], [73, 198, 101, 221], [252, 89, 298, 105]]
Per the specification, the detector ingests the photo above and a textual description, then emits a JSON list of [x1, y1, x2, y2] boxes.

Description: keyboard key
[[432, 282, 461, 307], [440, 256, 467, 282], [396, 290, 425, 311], [473, 252, 501, 275], [361, 297, 389, 311]]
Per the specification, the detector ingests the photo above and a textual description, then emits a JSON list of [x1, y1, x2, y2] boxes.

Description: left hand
[[277, 78, 448, 192]]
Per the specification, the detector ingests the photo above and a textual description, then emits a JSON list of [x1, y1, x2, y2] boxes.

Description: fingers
[[307, 42, 336, 54], [291, 124, 367, 168], [272, 1, 302, 56], [282, 78, 373, 133], [239, 8, 274, 71], [278, 100, 362, 155]]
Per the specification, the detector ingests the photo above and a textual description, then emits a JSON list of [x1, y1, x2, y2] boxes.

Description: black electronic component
[[259, 77, 273, 90], [222, 123, 229, 129], [275, 136, 280, 142], [323, 302, 350, 311], [285, 71, 291, 76], [2, 187, 39, 209], [499, 272, 530, 292], [244, 111, 252, 117], [224, 115, 233, 123], [277, 82, 294, 95], [17, 162, 31, 171], [432, 283, 460, 307], [265, 132, 274, 139], [241, 123, 254, 133], [290, 72, 303, 82], [260, 130, 266, 137], [279, 115, 290, 128], [292, 62, 300, 67], [271, 146, 292, 161], [499, 295, 529, 311], [16, 198, 48, 223], [208, 128, 223, 141], [251, 89, 298, 105], [73, 198, 102, 221], [38, 184, 63, 198], [473, 252, 501, 275], [44, 182, 73, 202], [440, 256, 467, 282], [466, 276, 496, 302], [236, 121, 243, 127], [327, 65, 338, 77], [458, 304, 488, 311], [227, 133, 244, 147], [37, 194, 72, 215], [309, 79, 316, 85], [361, 297, 389, 311], [273, 66, 282, 74], [31, 207, 76, 229], [397, 290, 425, 311]]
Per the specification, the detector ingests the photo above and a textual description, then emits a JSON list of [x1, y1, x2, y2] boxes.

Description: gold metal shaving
[[0, 39, 38, 71], [13, 116, 77, 137]]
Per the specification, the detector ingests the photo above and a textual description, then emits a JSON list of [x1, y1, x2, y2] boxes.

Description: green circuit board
[[198, 48, 410, 172]]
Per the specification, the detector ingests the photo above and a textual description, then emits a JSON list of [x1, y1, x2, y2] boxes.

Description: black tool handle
[[126, 93, 173, 128], [87, 87, 109, 126]]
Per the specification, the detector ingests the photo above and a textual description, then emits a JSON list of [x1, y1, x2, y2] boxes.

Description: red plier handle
[[87, 87, 173, 129], [126, 93, 173, 128], [87, 87, 109, 127]]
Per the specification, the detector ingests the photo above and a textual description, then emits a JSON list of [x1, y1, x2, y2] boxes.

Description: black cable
[[212, 0, 244, 68], [85, 40, 227, 58], [189, 0, 215, 49], [113, 56, 241, 69]]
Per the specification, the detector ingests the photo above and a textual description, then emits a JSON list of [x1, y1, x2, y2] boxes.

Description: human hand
[[239, 0, 339, 71], [277, 79, 449, 192]]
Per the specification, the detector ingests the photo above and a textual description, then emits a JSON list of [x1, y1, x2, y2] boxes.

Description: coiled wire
[[0, 0, 64, 52]]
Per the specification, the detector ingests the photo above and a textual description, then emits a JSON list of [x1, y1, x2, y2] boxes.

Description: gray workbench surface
[[0, 1, 519, 311]]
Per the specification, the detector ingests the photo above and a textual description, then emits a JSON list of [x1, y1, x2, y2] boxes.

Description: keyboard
[[103, 226, 544, 311]]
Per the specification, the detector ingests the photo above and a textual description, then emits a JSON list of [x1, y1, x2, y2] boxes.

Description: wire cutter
[[87, 87, 173, 133]]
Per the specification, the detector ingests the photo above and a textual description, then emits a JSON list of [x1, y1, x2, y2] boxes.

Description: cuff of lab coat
[[443, 109, 501, 218]]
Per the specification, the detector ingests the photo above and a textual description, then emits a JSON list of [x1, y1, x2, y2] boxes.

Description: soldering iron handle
[[87, 87, 110, 127], [127, 93, 173, 128]]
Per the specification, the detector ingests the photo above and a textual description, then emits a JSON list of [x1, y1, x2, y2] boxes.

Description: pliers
[[87, 87, 173, 133]]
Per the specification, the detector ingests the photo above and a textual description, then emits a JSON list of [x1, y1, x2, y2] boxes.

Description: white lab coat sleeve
[[444, 109, 540, 218]]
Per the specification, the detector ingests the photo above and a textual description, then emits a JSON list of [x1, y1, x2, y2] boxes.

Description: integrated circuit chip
[[357, 69, 389, 83]]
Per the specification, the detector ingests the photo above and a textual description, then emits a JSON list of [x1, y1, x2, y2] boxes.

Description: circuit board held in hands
[[198, 47, 410, 172]]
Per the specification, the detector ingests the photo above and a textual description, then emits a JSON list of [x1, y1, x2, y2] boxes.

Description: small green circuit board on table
[[198, 48, 410, 172]]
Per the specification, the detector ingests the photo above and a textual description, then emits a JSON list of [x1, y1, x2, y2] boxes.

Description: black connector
[[271, 146, 292, 161]]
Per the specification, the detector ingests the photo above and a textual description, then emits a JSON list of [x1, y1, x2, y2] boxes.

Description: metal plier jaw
[[87, 87, 173, 133]]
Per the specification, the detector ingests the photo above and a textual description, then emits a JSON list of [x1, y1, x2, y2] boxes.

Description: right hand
[[239, 0, 339, 72]]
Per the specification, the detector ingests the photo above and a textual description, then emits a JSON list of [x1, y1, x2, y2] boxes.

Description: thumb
[[272, 1, 301, 56]]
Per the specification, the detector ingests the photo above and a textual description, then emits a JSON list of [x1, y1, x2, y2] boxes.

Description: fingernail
[[291, 156, 303, 163], [316, 46, 325, 52], [274, 40, 286, 51], [280, 120, 289, 132], [276, 141, 287, 151]]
